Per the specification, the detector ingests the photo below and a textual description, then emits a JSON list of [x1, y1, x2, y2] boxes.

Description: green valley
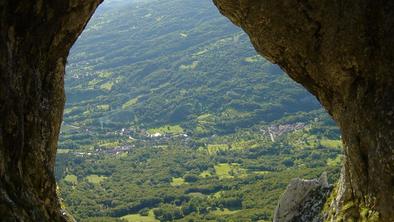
[[56, 0, 342, 221]]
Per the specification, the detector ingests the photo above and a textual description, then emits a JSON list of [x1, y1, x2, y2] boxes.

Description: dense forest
[[56, 0, 342, 221]]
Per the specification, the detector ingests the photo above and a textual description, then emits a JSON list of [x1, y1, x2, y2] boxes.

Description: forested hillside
[[62, 0, 320, 140], [56, 0, 342, 221]]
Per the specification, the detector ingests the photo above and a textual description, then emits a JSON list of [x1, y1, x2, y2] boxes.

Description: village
[[260, 122, 306, 142], [61, 121, 308, 157], [60, 122, 192, 157]]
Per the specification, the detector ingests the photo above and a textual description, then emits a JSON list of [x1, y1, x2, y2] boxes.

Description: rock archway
[[0, 0, 392, 221]]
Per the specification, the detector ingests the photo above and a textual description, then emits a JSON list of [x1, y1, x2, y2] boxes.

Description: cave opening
[[55, 0, 341, 221], [0, 0, 393, 221]]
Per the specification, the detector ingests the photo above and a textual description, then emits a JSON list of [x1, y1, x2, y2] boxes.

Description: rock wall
[[274, 173, 331, 222], [0, 1, 102, 221], [213, 0, 394, 221]]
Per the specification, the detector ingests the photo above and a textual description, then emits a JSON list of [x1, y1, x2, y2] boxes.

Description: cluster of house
[[261, 122, 306, 142], [112, 127, 189, 141], [64, 125, 192, 158], [95, 145, 134, 155], [73, 145, 134, 157], [148, 132, 188, 138]]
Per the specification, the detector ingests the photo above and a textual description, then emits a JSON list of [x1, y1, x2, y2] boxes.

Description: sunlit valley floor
[[56, 0, 342, 221]]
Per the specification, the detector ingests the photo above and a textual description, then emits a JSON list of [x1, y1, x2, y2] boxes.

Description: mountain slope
[[63, 0, 321, 138]]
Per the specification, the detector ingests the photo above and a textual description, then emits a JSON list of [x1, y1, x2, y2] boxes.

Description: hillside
[[56, 0, 342, 221], [61, 0, 321, 142]]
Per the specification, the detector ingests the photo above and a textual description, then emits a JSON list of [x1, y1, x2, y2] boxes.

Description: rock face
[[0, 0, 393, 221], [213, 0, 394, 221], [273, 173, 331, 222], [0, 1, 102, 221]]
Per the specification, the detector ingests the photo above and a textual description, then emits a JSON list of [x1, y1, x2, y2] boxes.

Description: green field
[[86, 175, 108, 184], [207, 144, 229, 155], [327, 155, 343, 167], [100, 81, 114, 91], [214, 163, 247, 179], [170, 177, 187, 186], [231, 140, 258, 150], [199, 171, 212, 178], [121, 210, 158, 222], [211, 208, 240, 216], [321, 139, 342, 149], [122, 97, 140, 109], [64, 174, 78, 184], [148, 125, 184, 135]]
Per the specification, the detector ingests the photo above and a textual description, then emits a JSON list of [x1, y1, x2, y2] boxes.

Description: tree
[[183, 174, 199, 183]]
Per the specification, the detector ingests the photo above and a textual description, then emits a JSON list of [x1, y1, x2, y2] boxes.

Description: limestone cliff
[[0, 0, 393, 221], [273, 173, 331, 222], [213, 0, 394, 221]]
